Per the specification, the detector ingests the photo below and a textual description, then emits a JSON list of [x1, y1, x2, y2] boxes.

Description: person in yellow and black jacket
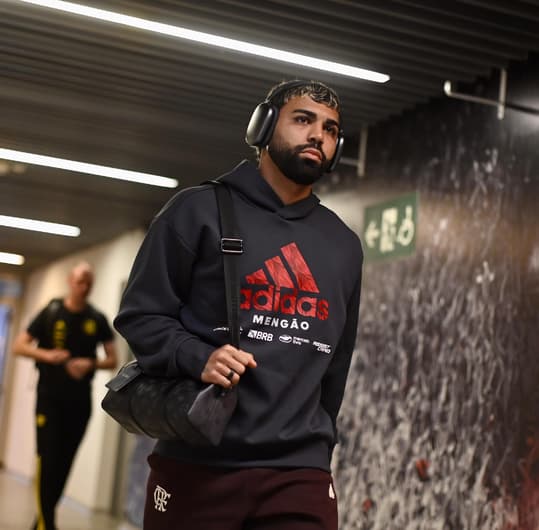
[[13, 261, 117, 530]]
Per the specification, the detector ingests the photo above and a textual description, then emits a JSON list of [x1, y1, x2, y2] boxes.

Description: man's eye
[[326, 126, 338, 136], [295, 116, 309, 123]]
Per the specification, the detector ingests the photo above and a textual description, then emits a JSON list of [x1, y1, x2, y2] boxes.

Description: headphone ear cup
[[327, 133, 344, 173], [245, 102, 279, 147]]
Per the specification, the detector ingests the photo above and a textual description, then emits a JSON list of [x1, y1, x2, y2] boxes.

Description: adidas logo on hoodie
[[241, 242, 329, 321]]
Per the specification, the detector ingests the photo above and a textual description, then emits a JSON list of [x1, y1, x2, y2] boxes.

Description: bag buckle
[[221, 237, 243, 254]]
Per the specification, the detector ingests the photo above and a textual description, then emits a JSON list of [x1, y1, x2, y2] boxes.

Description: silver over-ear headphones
[[245, 80, 344, 173]]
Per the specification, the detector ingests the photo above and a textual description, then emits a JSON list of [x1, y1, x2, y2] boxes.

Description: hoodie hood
[[218, 160, 320, 220]]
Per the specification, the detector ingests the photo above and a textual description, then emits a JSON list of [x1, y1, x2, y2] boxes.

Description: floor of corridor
[[0, 468, 140, 530]]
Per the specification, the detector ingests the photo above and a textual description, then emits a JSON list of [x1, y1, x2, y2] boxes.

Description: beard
[[267, 136, 330, 185]]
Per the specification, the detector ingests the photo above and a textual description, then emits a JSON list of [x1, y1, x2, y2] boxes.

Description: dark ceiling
[[1, 0, 539, 276]]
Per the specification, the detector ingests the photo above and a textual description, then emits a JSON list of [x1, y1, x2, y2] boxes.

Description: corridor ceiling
[[1, 0, 539, 275]]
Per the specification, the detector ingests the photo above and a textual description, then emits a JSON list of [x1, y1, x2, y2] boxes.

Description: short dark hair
[[266, 80, 342, 123]]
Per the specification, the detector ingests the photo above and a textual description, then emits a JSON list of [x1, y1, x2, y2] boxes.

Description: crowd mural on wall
[[333, 55, 539, 529]]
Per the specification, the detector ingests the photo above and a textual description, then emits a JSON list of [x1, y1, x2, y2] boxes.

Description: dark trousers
[[34, 391, 91, 530], [144, 454, 338, 530]]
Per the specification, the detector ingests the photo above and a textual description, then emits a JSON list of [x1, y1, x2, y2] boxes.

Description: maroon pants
[[144, 454, 338, 530]]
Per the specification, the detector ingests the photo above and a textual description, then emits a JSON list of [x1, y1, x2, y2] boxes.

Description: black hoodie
[[114, 160, 363, 471]]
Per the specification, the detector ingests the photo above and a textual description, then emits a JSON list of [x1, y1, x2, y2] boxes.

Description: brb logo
[[242, 242, 329, 320], [247, 329, 273, 342]]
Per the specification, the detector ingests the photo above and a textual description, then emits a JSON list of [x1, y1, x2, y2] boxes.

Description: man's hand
[[201, 344, 256, 388], [65, 357, 95, 380], [43, 348, 70, 365]]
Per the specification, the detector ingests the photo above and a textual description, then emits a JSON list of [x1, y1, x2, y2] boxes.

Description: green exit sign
[[363, 192, 418, 262]]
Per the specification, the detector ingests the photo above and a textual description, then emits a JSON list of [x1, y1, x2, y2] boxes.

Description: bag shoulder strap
[[44, 298, 62, 331], [34, 299, 62, 364], [209, 181, 242, 349]]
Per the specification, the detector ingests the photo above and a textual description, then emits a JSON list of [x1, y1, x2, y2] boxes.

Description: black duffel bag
[[101, 360, 237, 445]]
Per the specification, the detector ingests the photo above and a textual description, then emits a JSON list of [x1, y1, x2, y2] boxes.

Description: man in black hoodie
[[114, 80, 363, 530]]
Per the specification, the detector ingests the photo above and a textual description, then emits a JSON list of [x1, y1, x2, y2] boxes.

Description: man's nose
[[307, 123, 324, 144]]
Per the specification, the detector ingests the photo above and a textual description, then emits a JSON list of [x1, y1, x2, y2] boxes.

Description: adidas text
[[241, 286, 329, 320]]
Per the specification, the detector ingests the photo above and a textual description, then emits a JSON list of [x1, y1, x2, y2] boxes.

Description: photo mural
[[333, 55, 539, 529]]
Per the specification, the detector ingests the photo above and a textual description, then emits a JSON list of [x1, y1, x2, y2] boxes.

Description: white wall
[[2, 228, 144, 510], [320, 187, 364, 236]]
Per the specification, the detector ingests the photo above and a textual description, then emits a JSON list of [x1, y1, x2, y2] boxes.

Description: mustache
[[294, 143, 326, 162]]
